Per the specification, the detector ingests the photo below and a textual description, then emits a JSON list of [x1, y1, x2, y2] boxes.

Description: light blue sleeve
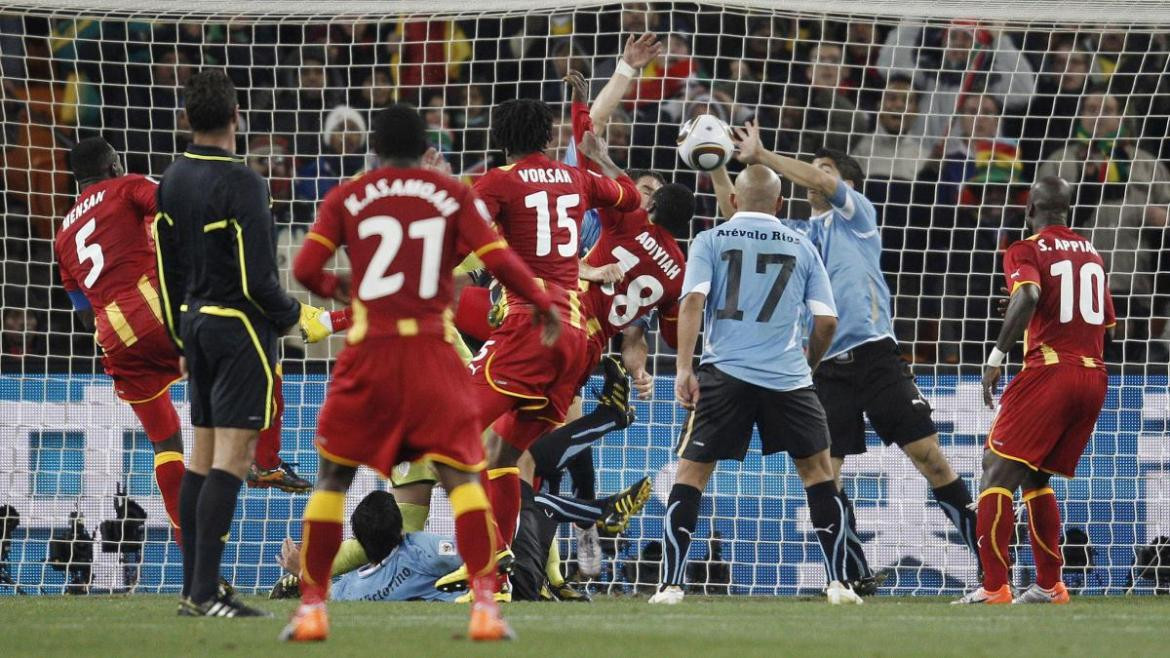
[[680, 231, 714, 297], [803, 243, 837, 317], [414, 533, 463, 577], [827, 180, 876, 232]]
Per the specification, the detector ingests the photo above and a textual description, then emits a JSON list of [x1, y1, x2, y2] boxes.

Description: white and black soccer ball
[[676, 114, 735, 171]]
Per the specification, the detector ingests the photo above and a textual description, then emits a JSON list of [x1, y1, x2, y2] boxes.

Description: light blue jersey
[[682, 211, 836, 391], [330, 532, 463, 602], [804, 181, 895, 358]]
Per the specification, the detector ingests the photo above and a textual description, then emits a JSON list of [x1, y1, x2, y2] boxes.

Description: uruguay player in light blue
[[650, 163, 862, 607], [727, 121, 979, 593]]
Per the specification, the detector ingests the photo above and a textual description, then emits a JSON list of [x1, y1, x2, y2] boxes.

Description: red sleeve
[[125, 175, 159, 218], [657, 301, 680, 349], [570, 100, 603, 175], [1003, 241, 1041, 293], [472, 170, 504, 222], [583, 170, 641, 213], [293, 187, 345, 298], [59, 258, 78, 292], [455, 188, 552, 312], [329, 307, 353, 332]]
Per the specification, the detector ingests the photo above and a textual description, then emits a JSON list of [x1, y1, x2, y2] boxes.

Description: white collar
[[728, 211, 781, 222]]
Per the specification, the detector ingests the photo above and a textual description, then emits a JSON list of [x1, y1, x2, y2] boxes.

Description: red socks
[[153, 451, 185, 547], [1024, 487, 1064, 589], [977, 487, 1015, 591], [449, 482, 499, 580], [486, 468, 521, 548], [300, 490, 345, 605], [255, 368, 284, 471]]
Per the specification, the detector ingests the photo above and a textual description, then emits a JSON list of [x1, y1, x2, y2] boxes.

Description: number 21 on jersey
[[358, 215, 445, 300]]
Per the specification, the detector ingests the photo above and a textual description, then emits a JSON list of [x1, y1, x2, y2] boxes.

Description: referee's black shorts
[[676, 364, 830, 463], [182, 305, 280, 431], [813, 337, 937, 458]]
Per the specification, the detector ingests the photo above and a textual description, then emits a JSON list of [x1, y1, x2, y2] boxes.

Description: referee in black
[[155, 69, 316, 617]]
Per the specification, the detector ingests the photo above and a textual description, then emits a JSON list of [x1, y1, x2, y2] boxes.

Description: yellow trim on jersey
[[1039, 343, 1059, 365], [425, 452, 487, 473], [105, 301, 138, 347], [1021, 487, 1055, 503], [306, 231, 337, 252], [152, 212, 183, 348], [316, 442, 364, 470], [183, 151, 244, 163], [397, 318, 419, 337], [203, 219, 229, 232], [484, 352, 548, 411], [1082, 356, 1097, 368], [1011, 280, 1040, 293], [197, 305, 275, 430], [474, 240, 508, 258], [154, 451, 184, 468], [205, 219, 262, 314], [487, 467, 520, 480], [137, 275, 163, 324], [586, 317, 602, 336], [613, 182, 625, 208], [496, 163, 517, 172], [568, 290, 582, 329], [444, 308, 461, 348], [1026, 234, 1043, 241], [348, 299, 368, 345], [123, 375, 183, 404], [979, 486, 1015, 501], [676, 410, 698, 458], [987, 440, 1040, 471]]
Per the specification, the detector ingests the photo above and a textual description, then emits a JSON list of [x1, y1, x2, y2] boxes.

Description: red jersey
[[55, 174, 165, 355], [299, 167, 548, 342], [1002, 224, 1116, 370], [473, 152, 640, 317], [582, 208, 685, 347]]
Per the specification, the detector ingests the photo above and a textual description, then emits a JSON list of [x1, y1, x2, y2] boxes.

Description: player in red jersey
[[469, 97, 640, 553], [282, 105, 559, 643], [956, 177, 1116, 605], [55, 137, 187, 543]]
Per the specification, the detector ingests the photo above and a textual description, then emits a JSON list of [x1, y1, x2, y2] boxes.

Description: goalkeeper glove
[[298, 303, 333, 344]]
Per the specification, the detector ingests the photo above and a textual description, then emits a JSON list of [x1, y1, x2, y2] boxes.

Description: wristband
[[615, 58, 638, 78], [986, 347, 1006, 368]]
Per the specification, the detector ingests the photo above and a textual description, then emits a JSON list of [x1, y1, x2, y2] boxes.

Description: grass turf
[[1, 595, 1167, 657]]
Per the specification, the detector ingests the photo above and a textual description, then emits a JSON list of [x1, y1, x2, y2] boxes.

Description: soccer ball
[[677, 114, 735, 171]]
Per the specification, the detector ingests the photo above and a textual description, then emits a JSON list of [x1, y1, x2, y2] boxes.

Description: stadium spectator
[[853, 74, 929, 182], [248, 136, 294, 224], [840, 20, 889, 112], [264, 47, 340, 158], [1, 307, 43, 368], [1023, 38, 1099, 166], [350, 68, 393, 123], [939, 94, 1025, 207], [293, 105, 367, 221], [127, 48, 194, 175], [878, 21, 1036, 154], [1037, 90, 1170, 361], [540, 40, 592, 103], [782, 43, 868, 156], [386, 18, 471, 105], [458, 84, 493, 165], [422, 94, 456, 156]]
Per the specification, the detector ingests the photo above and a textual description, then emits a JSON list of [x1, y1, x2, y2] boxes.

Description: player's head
[[351, 490, 404, 565], [649, 183, 695, 239], [628, 169, 665, 211], [731, 164, 784, 215], [184, 69, 239, 134], [1026, 175, 1072, 232], [810, 147, 863, 208], [371, 103, 429, 164], [70, 136, 123, 186], [491, 99, 554, 159]]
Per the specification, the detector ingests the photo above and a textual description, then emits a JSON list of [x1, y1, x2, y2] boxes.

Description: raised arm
[[732, 121, 839, 199], [591, 33, 662, 134], [711, 165, 735, 219]]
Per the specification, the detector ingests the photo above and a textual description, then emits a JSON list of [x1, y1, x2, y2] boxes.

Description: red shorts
[[987, 365, 1108, 477], [470, 312, 591, 450], [316, 336, 486, 477], [103, 329, 183, 441], [454, 286, 493, 343]]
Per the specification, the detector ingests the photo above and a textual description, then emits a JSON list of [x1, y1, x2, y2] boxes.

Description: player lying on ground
[[270, 490, 463, 602], [284, 103, 560, 643], [653, 163, 863, 606], [713, 123, 981, 592], [956, 176, 1115, 605], [467, 95, 641, 573]]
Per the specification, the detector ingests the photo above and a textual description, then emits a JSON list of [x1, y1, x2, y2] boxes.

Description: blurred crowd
[[1, 3, 1168, 369]]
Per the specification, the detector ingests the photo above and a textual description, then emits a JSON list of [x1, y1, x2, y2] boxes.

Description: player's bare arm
[[621, 324, 653, 400], [576, 130, 625, 180], [588, 32, 662, 133], [807, 314, 838, 372], [674, 292, 705, 409], [711, 165, 735, 219], [580, 260, 624, 284], [733, 121, 838, 198], [982, 283, 1040, 409]]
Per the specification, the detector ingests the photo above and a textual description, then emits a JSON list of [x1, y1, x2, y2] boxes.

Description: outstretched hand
[[578, 130, 609, 162], [981, 365, 1002, 409], [421, 147, 453, 177], [564, 69, 589, 103], [732, 120, 763, 165], [533, 307, 562, 347], [622, 32, 663, 69]]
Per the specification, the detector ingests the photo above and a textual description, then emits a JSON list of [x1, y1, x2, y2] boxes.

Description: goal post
[[0, 0, 1167, 596]]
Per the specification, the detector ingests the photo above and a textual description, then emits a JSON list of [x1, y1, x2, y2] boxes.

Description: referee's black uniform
[[155, 144, 300, 431]]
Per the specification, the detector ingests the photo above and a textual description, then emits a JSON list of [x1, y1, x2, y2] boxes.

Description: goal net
[[1, 0, 1167, 596]]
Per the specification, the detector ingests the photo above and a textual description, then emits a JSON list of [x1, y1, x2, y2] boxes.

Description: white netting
[[0, 1, 1167, 596]]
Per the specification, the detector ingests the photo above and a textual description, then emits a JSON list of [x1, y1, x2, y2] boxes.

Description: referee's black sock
[[178, 470, 205, 599], [933, 477, 979, 556], [806, 481, 849, 585], [190, 469, 243, 605], [529, 405, 624, 479], [662, 484, 701, 588], [838, 489, 873, 581]]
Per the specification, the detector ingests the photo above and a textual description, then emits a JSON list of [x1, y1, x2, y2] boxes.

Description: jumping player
[[56, 137, 186, 545], [956, 176, 1114, 605], [282, 104, 559, 642]]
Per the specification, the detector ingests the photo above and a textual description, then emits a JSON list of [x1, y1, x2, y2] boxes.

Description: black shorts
[[182, 306, 280, 431], [676, 365, 830, 463], [814, 338, 937, 458]]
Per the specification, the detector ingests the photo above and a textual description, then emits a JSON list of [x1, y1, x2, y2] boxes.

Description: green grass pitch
[[2, 595, 1168, 657]]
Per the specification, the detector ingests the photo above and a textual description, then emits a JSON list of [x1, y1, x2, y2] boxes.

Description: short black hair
[[650, 183, 695, 239], [491, 99, 554, 157], [813, 147, 864, 188], [371, 103, 428, 161], [70, 136, 117, 183], [184, 69, 237, 133], [351, 490, 404, 565], [627, 169, 666, 186]]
